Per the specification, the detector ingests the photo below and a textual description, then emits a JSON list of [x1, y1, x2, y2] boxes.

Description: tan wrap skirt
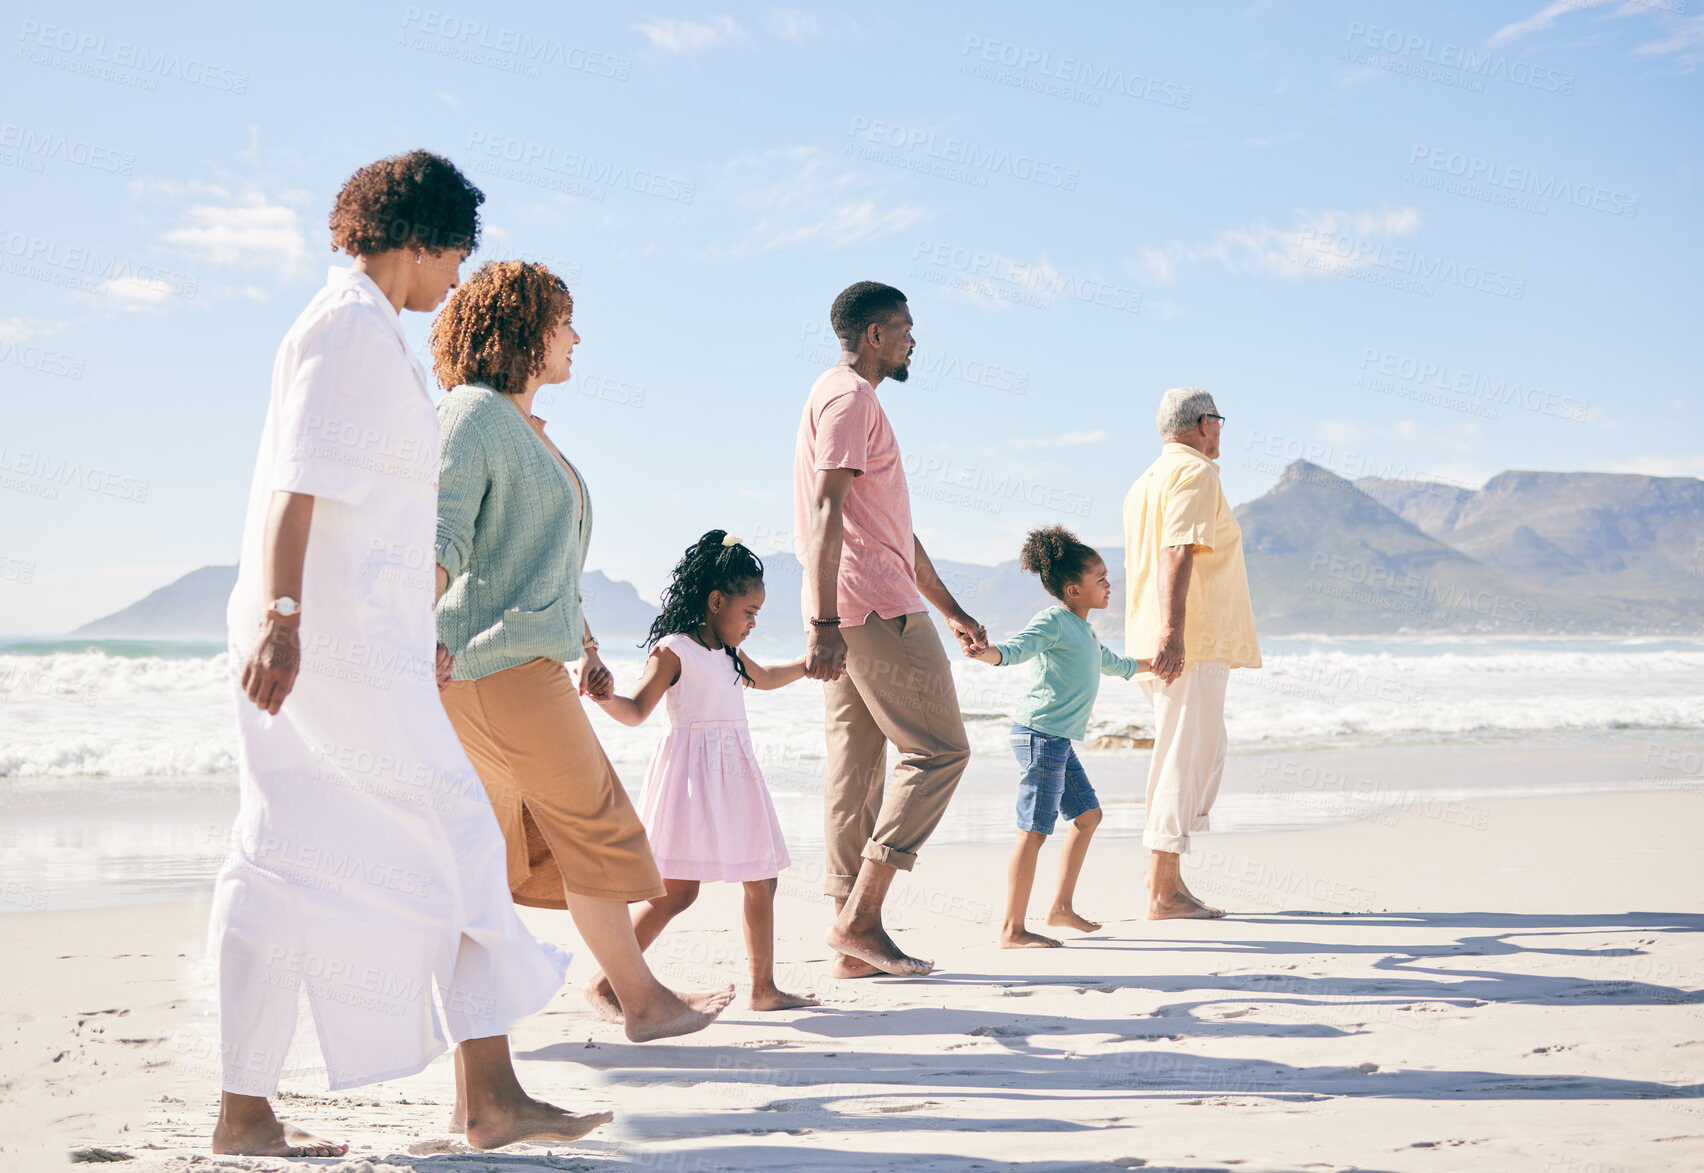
[[441, 657, 665, 907]]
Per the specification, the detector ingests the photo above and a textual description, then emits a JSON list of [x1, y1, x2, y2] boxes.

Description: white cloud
[[1134, 206, 1420, 284], [94, 275, 179, 309], [632, 15, 746, 53], [1633, 13, 1704, 69], [0, 317, 67, 344], [160, 201, 308, 272], [764, 7, 821, 39], [1488, 0, 1613, 47], [1490, 0, 1704, 71], [710, 147, 930, 258], [762, 7, 860, 41]]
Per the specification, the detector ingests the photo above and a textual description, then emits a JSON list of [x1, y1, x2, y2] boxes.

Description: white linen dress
[[209, 265, 569, 1095]]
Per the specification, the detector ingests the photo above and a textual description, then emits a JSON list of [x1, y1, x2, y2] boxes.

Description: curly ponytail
[[1018, 525, 1100, 601], [645, 530, 765, 684]]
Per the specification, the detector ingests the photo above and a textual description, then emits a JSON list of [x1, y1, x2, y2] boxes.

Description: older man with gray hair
[[1122, 388, 1260, 919]]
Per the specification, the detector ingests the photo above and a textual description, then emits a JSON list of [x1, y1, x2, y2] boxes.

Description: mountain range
[[69, 464, 1704, 640]]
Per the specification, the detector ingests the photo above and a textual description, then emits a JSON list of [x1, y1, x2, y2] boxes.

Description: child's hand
[[968, 645, 1003, 666]]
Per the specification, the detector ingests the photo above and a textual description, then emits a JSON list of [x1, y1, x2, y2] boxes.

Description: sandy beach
[[4, 787, 1701, 1172]]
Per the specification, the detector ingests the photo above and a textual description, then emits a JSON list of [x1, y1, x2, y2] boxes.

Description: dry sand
[[3, 790, 1701, 1172]]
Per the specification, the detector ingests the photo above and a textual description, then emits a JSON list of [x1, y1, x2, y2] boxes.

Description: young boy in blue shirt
[[965, 526, 1146, 948]]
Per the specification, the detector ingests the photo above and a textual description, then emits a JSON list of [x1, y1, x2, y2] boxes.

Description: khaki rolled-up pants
[[1140, 660, 1230, 854], [822, 611, 970, 898]]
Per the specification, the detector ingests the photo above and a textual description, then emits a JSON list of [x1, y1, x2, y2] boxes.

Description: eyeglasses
[[1199, 413, 1226, 427]]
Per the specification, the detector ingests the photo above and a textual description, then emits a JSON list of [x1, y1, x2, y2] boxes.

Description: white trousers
[[1140, 661, 1230, 854]]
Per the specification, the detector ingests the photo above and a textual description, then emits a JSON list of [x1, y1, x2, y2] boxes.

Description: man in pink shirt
[[794, 281, 987, 978]]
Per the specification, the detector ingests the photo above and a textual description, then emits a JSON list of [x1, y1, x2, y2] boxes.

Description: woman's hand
[[578, 649, 614, 701], [435, 642, 455, 690], [242, 618, 301, 715]]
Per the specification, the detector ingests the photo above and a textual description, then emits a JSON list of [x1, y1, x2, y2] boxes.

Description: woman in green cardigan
[[432, 260, 733, 1045]]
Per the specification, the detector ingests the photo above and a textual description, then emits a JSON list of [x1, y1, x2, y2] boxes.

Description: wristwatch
[[266, 596, 301, 621]]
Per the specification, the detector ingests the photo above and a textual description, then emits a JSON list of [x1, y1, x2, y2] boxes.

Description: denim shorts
[[1009, 723, 1100, 835]]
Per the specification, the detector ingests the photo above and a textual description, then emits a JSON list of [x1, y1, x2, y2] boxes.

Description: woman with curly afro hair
[[212, 152, 610, 1158], [432, 261, 737, 1045]]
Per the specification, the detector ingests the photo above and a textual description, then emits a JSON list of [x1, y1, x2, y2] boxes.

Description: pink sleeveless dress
[[638, 634, 791, 882]]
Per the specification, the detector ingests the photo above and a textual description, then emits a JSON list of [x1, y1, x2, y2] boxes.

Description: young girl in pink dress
[[591, 530, 818, 1012]]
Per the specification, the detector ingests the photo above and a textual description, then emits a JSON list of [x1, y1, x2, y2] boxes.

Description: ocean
[[2, 634, 1701, 912]]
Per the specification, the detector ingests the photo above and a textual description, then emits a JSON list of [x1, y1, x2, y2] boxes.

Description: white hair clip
[[722, 533, 743, 547]]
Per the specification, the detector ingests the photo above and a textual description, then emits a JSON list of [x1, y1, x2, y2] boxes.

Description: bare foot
[[825, 923, 934, 976], [1046, 908, 1103, 933], [830, 953, 884, 979], [211, 1117, 348, 1158], [999, 928, 1063, 949], [464, 1097, 613, 1150], [1177, 880, 1221, 915], [582, 978, 624, 1024], [1145, 871, 1224, 917], [1148, 890, 1225, 920], [750, 986, 821, 1011], [623, 985, 735, 1042]]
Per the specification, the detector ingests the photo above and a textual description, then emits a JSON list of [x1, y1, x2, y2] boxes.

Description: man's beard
[[886, 357, 910, 382]]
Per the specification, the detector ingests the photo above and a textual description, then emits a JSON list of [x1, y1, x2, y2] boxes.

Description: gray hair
[[1156, 386, 1217, 439]]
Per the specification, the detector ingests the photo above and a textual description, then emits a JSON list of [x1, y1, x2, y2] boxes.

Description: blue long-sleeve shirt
[[994, 606, 1143, 741]]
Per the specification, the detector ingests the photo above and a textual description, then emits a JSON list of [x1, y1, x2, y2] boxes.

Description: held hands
[[578, 648, 615, 701], [949, 612, 989, 657], [1152, 628, 1186, 684], [242, 617, 300, 715], [435, 642, 454, 690], [804, 624, 848, 682]]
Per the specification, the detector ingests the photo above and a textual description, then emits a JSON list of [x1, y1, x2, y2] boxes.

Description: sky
[[1, 0, 1700, 634]]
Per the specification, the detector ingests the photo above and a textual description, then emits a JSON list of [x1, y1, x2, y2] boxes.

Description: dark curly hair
[[645, 530, 765, 685], [829, 280, 907, 350], [429, 260, 573, 395], [1019, 525, 1102, 601], [329, 150, 484, 257]]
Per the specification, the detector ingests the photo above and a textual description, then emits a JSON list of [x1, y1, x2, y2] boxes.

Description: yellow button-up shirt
[[1123, 442, 1261, 670]]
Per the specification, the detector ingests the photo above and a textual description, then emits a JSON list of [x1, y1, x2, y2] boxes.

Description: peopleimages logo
[[15, 20, 250, 93], [0, 123, 135, 174], [0, 230, 199, 299], [399, 8, 631, 80], [1357, 349, 1591, 423], [847, 118, 1080, 191], [465, 131, 696, 203], [1342, 21, 1574, 95], [958, 35, 1193, 108], [1293, 226, 1526, 300], [1407, 143, 1638, 219]]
